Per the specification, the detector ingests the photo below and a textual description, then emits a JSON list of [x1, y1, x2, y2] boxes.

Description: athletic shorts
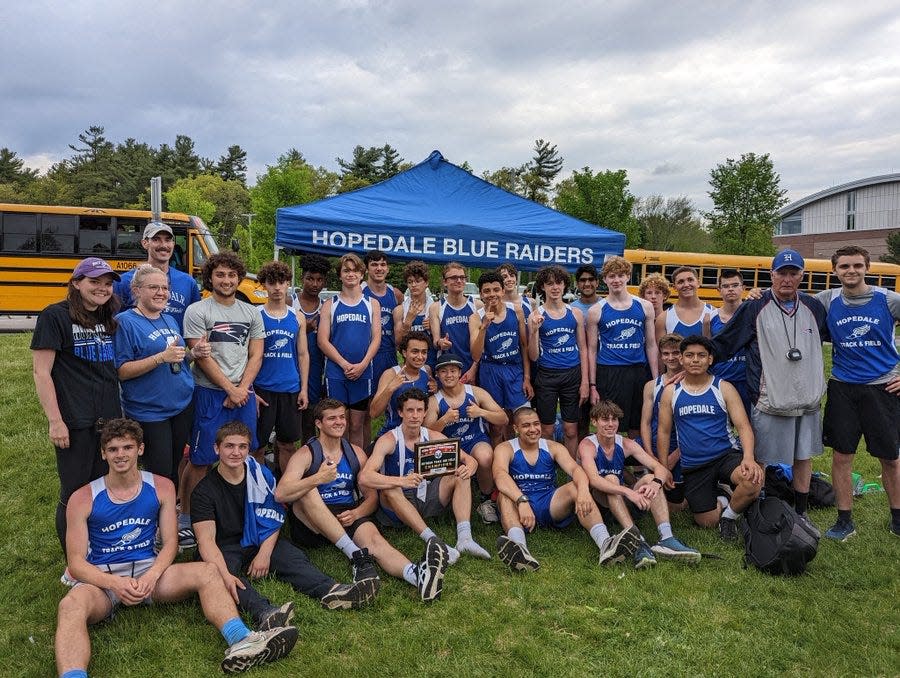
[[595, 363, 650, 431], [682, 450, 743, 515], [190, 385, 258, 465], [533, 365, 582, 424], [460, 432, 492, 455], [286, 502, 373, 547], [255, 387, 302, 445], [751, 407, 823, 465], [479, 361, 529, 411], [529, 486, 576, 529], [326, 377, 373, 411], [371, 351, 399, 386], [73, 558, 155, 617], [823, 379, 900, 460], [377, 476, 447, 527]]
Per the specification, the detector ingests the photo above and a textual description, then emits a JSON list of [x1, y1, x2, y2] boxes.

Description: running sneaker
[[417, 537, 449, 602], [221, 626, 298, 674], [824, 519, 857, 542], [476, 498, 500, 524], [320, 578, 379, 610], [651, 536, 702, 563], [178, 526, 197, 551], [259, 602, 295, 632], [598, 526, 641, 565], [718, 517, 738, 542], [633, 541, 657, 570], [495, 535, 540, 572], [797, 513, 821, 540], [60, 568, 77, 587], [891, 520, 900, 537], [350, 548, 380, 583]]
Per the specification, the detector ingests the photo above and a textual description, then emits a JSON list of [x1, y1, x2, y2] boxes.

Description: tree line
[[1, 127, 790, 268]]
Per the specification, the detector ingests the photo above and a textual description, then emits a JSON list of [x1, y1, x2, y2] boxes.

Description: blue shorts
[[530, 487, 576, 529], [460, 431, 492, 454], [190, 385, 258, 465], [478, 362, 528, 411], [326, 376, 374, 409], [371, 351, 398, 385]]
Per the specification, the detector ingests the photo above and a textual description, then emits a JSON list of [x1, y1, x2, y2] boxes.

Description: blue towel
[[241, 457, 284, 547]]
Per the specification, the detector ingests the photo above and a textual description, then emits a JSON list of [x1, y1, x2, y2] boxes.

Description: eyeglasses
[[141, 284, 170, 292], [577, 277, 596, 283], [444, 275, 466, 282]]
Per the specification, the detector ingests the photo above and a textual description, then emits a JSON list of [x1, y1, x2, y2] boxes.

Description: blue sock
[[221, 617, 251, 646], [61, 671, 88, 678]]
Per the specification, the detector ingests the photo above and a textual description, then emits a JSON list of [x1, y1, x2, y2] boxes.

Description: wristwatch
[[516, 494, 530, 505]]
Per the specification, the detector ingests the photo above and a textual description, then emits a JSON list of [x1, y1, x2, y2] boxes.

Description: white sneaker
[[221, 627, 298, 673], [476, 499, 500, 524]]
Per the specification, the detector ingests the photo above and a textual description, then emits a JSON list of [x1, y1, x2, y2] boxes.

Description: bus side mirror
[[231, 238, 240, 253]]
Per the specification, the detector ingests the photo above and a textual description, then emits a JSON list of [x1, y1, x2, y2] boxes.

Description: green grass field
[[1, 332, 897, 677]]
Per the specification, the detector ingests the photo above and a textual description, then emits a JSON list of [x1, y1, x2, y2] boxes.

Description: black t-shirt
[[30, 301, 121, 429], [191, 468, 247, 547]]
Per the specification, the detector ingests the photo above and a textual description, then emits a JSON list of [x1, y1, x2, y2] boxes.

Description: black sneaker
[[890, 520, 900, 538], [719, 517, 738, 542], [417, 537, 449, 602], [351, 548, 380, 583], [495, 535, 540, 572], [598, 526, 641, 565], [320, 578, 379, 610], [259, 601, 295, 632]]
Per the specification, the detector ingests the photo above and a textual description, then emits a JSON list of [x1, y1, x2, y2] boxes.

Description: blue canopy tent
[[276, 150, 625, 272]]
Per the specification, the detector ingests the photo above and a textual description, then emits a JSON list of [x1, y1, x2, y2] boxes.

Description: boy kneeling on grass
[[656, 335, 763, 541], [578, 400, 701, 570], [56, 418, 297, 676]]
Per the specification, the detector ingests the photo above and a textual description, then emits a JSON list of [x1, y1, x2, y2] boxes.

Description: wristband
[[652, 477, 663, 485]]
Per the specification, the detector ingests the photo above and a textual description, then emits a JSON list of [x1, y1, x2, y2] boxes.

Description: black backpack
[[740, 497, 819, 576]]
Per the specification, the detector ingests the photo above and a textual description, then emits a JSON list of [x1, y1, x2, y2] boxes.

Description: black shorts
[[682, 450, 742, 514], [533, 365, 582, 424], [286, 502, 372, 547], [595, 363, 650, 431], [823, 379, 900, 460], [256, 387, 302, 445]]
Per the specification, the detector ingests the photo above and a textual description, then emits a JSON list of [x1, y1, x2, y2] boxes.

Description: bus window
[[629, 265, 642, 286], [738, 268, 756, 287], [1, 212, 38, 252], [78, 216, 112, 254], [864, 275, 880, 287], [809, 271, 828, 291], [757, 270, 772, 288], [701, 267, 719, 287], [41, 214, 77, 253], [192, 234, 206, 270], [645, 264, 663, 276], [881, 275, 896, 290], [115, 218, 144, 255]]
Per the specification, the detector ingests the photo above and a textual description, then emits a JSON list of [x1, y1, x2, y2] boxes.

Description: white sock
[[722, 505, 740, 520], [508, 527, 527, 546], [456, 521, 472, 542], [446, 544, 461, 565], [419, 527, 437, 542], [335, 534, 359, 559], [717, 495, 729, 510], [402, 562, 418, 586], [589, 523, 610, 548], [658, 522, 673, 541], [456, 538, 491, 559]]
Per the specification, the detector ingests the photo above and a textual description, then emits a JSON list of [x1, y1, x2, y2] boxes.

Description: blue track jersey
[[435, 386, 490, 452], [381, 426, 431, 477], [671, 376, 736, 468], [438, 296, 477, 372], [255, 307, 301, 393], [826, 288, 900, 383], [537, 305, 580, 369], [325, 295, 374, 380], [377, 366, 431, 437], [316, 453, 357, 505], [709, 312, 747, 385], [664, 304, 713, 337], [87, 472, 159, 566], [587, 433, 626, 484], [479, 303, 523, 365], [115, 267, 200, 332], [295, 299, 324, 402], [508, 438, 557, 495], [363, 282, 399, 358], [597, 296, 647, 366]]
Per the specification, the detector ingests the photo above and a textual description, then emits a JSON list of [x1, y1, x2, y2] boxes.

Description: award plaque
[[414, 438, 460, 478]]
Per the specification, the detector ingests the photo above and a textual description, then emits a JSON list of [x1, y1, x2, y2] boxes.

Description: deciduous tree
[[555, 168, 643, 247]]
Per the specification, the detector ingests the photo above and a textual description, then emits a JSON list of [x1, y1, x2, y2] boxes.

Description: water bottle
[[167, 336, 182, 374]]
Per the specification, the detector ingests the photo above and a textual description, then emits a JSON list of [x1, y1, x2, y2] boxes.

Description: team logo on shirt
[[613, 327, 637, 341], [270, 337, 290, 350], [554, 335, 569, 346], [848, 324, 872, 340], [500, 338, 514, 351], [210, 321, 251, 344], [111, 527, 143, 547]]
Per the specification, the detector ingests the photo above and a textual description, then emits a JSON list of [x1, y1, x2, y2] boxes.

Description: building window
[[846, 190, 856, 230], [776, 214, 801, 235]]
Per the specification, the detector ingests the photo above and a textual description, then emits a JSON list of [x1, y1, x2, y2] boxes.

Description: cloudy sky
[[3, 1, 899, 210]]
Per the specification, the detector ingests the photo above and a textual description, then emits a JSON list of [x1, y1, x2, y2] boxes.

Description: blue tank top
[[597, 296, 647, 366], [296, 299, 324, 390], [537, 305, 580, 369], [381, 426, 431, 477], [363, 283, 399, 357], [438, 296, 477, 372], [649, 375, 678, 456], [86, 471, 159, 566], [508, 438, 556, 495], [588, 433, 626, 485], [826, 288, 899, 383], [664, 304, 713, 336], [315, 452, 357, 506], [377, 366, 431, 436], [479, 303, 522, 365], [326, 295, 374, 379], [401, 296, 437, 368], [709, 312, 747, 384], [671, 376, 736, 468], [255, 307, 301, 392], [435, 385, 489, 451]]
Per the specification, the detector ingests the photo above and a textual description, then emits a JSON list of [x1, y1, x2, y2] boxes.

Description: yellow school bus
[[624, 248, 900, 305], [0, 203, 266, 314]]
